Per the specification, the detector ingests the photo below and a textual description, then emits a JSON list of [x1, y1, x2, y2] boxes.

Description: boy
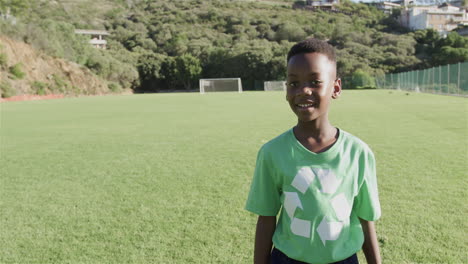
[[245, 38, 381, 264]]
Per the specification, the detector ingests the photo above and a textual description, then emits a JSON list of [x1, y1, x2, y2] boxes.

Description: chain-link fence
[[376, 62, 468, 96]]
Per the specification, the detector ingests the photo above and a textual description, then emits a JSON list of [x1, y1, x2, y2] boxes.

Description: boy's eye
[[287, 82, 299, 88], [287, 80, 323, 88]]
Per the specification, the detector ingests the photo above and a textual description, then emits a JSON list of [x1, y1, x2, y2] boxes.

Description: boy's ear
[[332, 78, 342, 99]]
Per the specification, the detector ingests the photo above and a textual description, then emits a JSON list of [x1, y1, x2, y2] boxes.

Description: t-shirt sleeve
[[353, 148, 381, 221], [245, 146, 281, 216]]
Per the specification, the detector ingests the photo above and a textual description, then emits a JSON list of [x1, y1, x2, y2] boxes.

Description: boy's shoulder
[[340, 129, 375, 156], [260, 128, 293, 153]]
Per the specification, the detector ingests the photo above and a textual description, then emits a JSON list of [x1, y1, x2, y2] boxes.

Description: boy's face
[[286, 52, 341, 123]]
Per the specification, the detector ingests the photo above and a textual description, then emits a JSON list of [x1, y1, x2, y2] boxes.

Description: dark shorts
[[270, 248, 359, 264]]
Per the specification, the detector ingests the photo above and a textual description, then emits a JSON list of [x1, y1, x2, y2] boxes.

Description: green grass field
[[1, 90, 467, 263]]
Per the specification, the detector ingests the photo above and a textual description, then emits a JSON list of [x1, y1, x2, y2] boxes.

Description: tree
[[433, 46, 468, 65], [349, 70, 376, 89], [432, 32, 468, 65], [175, 54, 202, 90], [137, 52, 166, 92], [161, 54, 202, 90], [0, 0, 32, 16], [275, 22, 307, 42]]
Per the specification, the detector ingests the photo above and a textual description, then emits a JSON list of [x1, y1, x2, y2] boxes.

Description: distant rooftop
[[366, 0, 464, 6], [74, 29, 110, 35]]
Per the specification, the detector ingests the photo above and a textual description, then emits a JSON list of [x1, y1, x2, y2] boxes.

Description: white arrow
[[284, 192, 303, 219], [316, 217, 344, 245], [313, 168, 341, 194], [330, 193, 351, 221], [291, 217, 311, 238], [291, 167, 315, 194]]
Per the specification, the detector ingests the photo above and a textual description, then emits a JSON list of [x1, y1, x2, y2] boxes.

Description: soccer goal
[[264, 81, 286, 91], [199, 78, 243, 94]]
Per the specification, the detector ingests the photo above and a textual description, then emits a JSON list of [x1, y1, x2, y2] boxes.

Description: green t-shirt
[[245, 128, 381, 264]]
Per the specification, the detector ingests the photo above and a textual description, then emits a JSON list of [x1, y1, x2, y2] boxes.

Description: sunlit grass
[[0, 90, 466, 263]]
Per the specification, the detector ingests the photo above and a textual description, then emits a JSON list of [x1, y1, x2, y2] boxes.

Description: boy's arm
[[359, 218, 381, 264], [254, 215, 276, 264]]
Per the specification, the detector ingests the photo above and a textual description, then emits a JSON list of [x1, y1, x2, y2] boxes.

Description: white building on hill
[[399, 3, 468, 35], [74, 29, 110, 49], [368, 1, 404, 14]]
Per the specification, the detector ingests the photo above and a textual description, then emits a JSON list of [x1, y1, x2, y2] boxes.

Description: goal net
[[264, 81, 286, 91], [199, 78, 242, 94]]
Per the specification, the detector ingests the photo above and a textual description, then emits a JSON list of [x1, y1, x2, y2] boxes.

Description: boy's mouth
[[295, 102, 316, 109]]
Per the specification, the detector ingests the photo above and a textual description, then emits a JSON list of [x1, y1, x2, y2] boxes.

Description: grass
[[0, 90, 466, 263]]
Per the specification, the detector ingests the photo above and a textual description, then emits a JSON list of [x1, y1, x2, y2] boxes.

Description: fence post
[[432, 67, 435, 94], [458, 62, 461, 96], [447, 64, 450, 94], [405, 72, 407, 90], [416, 70, 419, 92], [439, 66, 442, 94], [410, 71, 412, 91], [407, 71, 409, 91], [411, 71, 413, 91], [423, 69, 426, 93], [383, 74, 386, 89], [390, 74, 392, 89], [400, 73, 403, 90], [398, 74, 400, 90]]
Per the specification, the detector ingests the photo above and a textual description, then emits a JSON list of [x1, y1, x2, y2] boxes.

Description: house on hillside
[[393, 0, 414, 6], [399, 3, 468, 36], [367, 1, 403, 14], [306, 0, 339, 10], [293, 0, 340, 11], [74, 29, 110, 49]]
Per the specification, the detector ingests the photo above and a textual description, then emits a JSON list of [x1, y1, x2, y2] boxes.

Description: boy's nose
[[299, 85, 313, 96]]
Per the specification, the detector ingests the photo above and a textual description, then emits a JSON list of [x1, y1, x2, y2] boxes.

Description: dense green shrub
[[9, 63, 25, 79], [275, 22, 307, 42], [0, 52, 7, 68], [349, 70, 376, 89], [108, 82, 122, 93], [0, 80, 15, 98], [85, 48, 139, 89], [31, 81, 48, 95], [174, 54, 202, 90], [136, 52, 166, 92], [51, 74, 69, 93]]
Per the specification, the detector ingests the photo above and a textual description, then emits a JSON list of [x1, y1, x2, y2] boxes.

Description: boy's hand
[[359, 218, 381, 264], [254, 215, 276, 264]]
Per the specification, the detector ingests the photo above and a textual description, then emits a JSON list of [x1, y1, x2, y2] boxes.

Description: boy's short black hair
[[287, 38, 336, 63]]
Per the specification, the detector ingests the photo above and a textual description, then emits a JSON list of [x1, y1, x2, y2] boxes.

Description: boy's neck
[[293, 119, 338, 153], [295, 119, 336, 141]]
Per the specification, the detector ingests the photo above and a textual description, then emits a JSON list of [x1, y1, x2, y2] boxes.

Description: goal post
[[199, 78, 242, 94], [264, 81, 286, 91]]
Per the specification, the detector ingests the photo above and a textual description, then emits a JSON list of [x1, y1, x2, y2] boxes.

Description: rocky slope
[[0, 36, 112, 99]]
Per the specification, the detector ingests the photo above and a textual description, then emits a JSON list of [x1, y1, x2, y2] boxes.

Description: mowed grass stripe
[[0, 90, 466, 263]]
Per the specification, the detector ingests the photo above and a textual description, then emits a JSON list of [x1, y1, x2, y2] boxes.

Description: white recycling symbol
[[284, 167, 351, 245]]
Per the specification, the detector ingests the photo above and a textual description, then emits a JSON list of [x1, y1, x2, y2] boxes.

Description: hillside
[[0, 36, 114, 99], [0, 0, 467, 95]]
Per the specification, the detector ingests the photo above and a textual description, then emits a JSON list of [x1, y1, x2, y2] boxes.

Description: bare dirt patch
[[0, 36, 109, 97]]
